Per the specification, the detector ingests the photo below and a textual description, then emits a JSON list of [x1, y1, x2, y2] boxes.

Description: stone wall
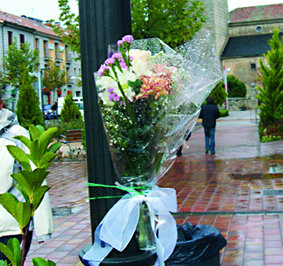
[[202, 0, 229, 56], [228, 21, 283, 37], [227, 96, 258, 111]]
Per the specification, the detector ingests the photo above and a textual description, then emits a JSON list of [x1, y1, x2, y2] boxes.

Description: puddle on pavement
[[230, 163, 283, 180], [52, 206, 84, 217]]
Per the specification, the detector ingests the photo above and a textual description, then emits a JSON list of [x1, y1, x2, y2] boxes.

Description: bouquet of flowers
[[84, 32, 222, 265]]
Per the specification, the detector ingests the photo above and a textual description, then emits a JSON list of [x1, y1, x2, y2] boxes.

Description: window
[[35, 38, 39, 50], [256, 26, 262, 32], [251, 63, 256, 71], [66, 67, 70, 80], [8, 31, 13, 46], [20, 34, 25, 44], [55, 42, 60, 59], [43, 40, 49, 58]]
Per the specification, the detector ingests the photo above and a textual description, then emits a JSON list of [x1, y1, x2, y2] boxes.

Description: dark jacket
[[199, 103, 220, 128]]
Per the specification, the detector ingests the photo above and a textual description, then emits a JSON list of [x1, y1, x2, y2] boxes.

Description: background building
[[0, 11, 81, 108], [221, 4, 283, 109]]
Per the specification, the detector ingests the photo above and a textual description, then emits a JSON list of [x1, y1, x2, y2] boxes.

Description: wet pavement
[[25, 110, 283, 265]]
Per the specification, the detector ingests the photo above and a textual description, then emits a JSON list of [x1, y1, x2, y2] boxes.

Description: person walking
[[0, 94, 54, 261], [199, 96, 220, 155]]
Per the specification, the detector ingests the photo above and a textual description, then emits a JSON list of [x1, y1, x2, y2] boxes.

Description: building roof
[[221, 33, 283, 59], [230, 4, 283, 23], [0, 10, 58, 38]]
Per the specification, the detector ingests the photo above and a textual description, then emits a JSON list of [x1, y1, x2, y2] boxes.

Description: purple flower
[[122, 35, 134, 43], [117, 40, 123, 47], [112, 93, 120, 101], [107, 88, 114, 93], [109, 94, 114, 101], [105, 57, 115, 66], [98, 64, 109, 77], [112, 53, 122, 59], [120, 61, 128, 69]]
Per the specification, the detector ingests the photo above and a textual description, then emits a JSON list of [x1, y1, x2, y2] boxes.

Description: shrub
[[209, 80, 227, 106], [45, 119, 84, 139], [16, 68, 44, 129], [257, 27, 283, 134], [60, 93, 82, 122], [227, 75, 247, 98], [219, 109, 229, 117]]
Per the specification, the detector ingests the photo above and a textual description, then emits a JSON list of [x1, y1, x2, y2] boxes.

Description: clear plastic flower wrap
[[95, 30, 222, 188], [83, 31, 222, 265]]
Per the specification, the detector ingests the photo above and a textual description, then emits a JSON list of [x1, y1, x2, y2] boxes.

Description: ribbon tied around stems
[[83, 184, 178, 266]]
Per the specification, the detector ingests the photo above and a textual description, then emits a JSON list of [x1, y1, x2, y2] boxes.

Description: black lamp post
[[78, 1, 156, 264]]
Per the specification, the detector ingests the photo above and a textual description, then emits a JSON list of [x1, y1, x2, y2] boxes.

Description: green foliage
[[42, 61, 68, 93], [257, 27, 283, 130], [208, 80, 227, 106], [53, 0, 206, 55], [45, 119, 84, 139], [227, 75, 247, 98], [32, 257, 56, 266], [219, 109, 229, 117], [0, 238, 21, 266], [50, 0, 80, 57], [132, 0, 206, 48], [0, 125, 60, 265], [60, 93, 82, 122], [16, 68, 44, 129], [4, 40, 39, 89]]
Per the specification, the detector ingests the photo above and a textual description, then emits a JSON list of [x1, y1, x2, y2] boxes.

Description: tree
[[60, 92, 82, 122], [227, 75, 247, 98], [257, 27, 283, 131], [131, 0, 206, 48], [16, 67, 44, 129], [42, 61, 69, 94], [51, 0, 206, 54], [50, 0, 80, 56], [209, 80, 227, 106], [4, 40, 39, 90]]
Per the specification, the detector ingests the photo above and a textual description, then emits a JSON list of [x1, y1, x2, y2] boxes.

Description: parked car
[[43, 104, 58, 120]]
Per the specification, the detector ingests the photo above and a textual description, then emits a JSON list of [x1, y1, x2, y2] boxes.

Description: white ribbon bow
[[83, 185, 177, 266]]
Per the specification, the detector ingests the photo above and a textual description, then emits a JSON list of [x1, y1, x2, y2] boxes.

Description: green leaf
[[47, 142, 61, 153], [29, 140, 40, 166], [19, 169, 48, 192], [11, 172, 32, 197], [0, 259, 9, 265], [36, 125, 45, 133], [29, 125, 41, 141], [32, 257, 56, 266], [0, 241, 17, 266], [13, 135, 31, 149], [6, 145, 31, 171], [0, 193, 31, 230], [39, 152, 56, 169], [6, 238, 21, 266], [38, 127, 58, 158], [32, 186, 50, 212]]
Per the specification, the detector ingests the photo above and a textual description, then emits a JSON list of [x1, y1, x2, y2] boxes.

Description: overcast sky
[[0, 0, 282, 22]]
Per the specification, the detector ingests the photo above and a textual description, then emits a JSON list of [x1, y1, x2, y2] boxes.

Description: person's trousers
[[204, 127, 216, 154]]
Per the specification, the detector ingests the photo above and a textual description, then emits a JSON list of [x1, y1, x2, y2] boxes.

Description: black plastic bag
[[165, 222, 227, 265]]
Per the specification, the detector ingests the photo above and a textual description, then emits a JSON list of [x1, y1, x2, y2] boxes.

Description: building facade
[[221, 4, 283, 109], [202, 0, 229, 56], [0, 11, 81, 108]]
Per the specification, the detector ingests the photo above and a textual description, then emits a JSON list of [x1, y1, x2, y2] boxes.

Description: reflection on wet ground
[[158, 155, 283, 213]]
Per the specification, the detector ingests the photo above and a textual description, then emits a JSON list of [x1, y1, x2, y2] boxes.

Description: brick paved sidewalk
[[25, 111, 283, 265]]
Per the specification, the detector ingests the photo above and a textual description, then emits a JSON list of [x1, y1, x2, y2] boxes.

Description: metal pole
[[223, 66, 228, 110], [78, 0, 132, 238]]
